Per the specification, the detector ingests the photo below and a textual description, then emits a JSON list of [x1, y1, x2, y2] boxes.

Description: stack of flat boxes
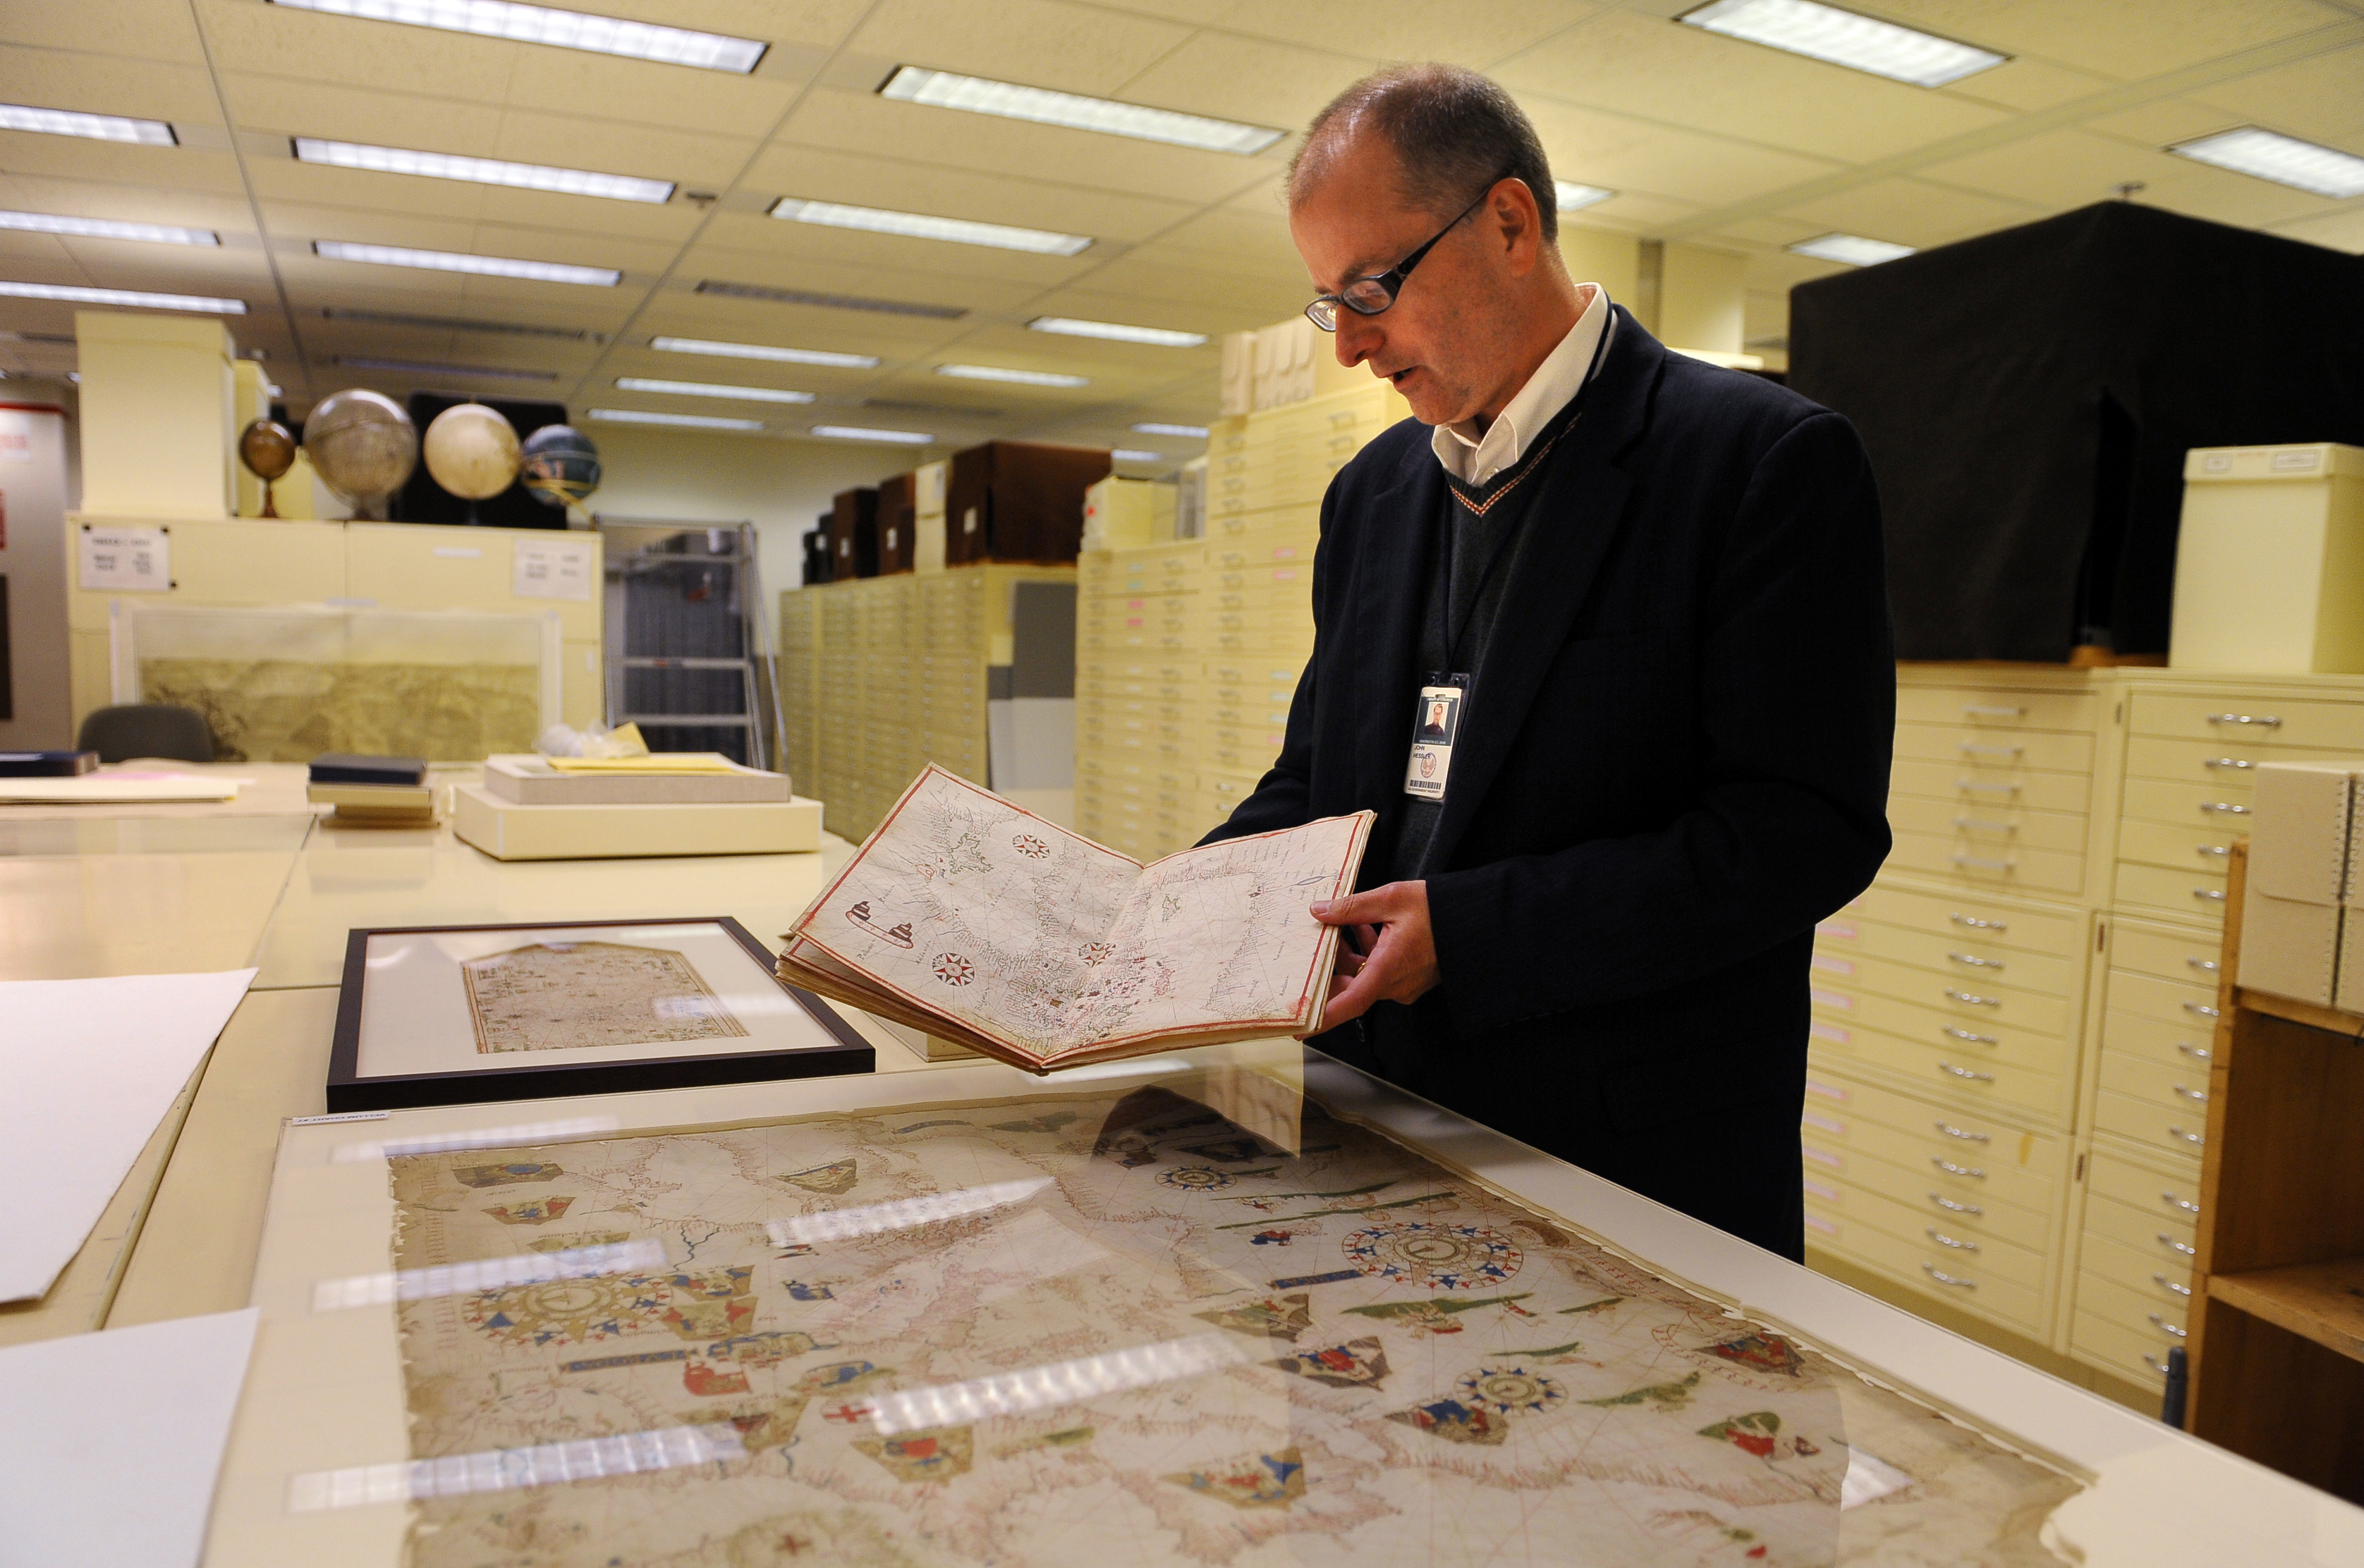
[[1075, 380, 1408, 860], [1803, 663, 2364, 1408]]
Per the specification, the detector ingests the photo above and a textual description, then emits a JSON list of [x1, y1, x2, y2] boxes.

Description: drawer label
[[1815, 920, 1857, 939], [1804, 1213, 1838, 1236], [1804, 1079, 1848, 1102], [1810, 954, 1855, 975], [1802, 1145, 1843, 1170], [1809, 1021, 1850, 1044], [1801, 1112, 1846, 1136], [1809, 989, 1854, 1011], [1802, 1177, 1839, 1203]]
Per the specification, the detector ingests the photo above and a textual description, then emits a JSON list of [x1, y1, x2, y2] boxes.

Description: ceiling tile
[[193, 0, 517, 101], [0, 2, 208, 64], [1779, 175, 2041, 247], [741, 143, 1198, 243], [849, 0, 1195, 96], [2264, 205, 2364, 252], [1206, 0, 1602, 68], [1920, 128, 2191, 208], [0, 45, 226, 126], [1494, 10, 2011, 166], [1873, 0, 2351, 83], [1518, 97, 1840, 207], [267, 201, 683, 273], [243, 160, 709, 242], [2081, 96, 2258, 147], [1117, 31, 1375, 127], [492, 53, 804, 139], [1937, 54, 2116, 112], [2186, 42, 2364, 143], [0, 137, 246, 195]]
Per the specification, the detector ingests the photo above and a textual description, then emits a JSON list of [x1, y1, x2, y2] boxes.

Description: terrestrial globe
[[422, 403, 523, 502], [303, 389, 416, 517], [519, 424, 602, 509], [236, 417, 297, 518]]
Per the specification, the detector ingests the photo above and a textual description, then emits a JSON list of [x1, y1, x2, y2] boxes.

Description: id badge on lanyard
[[1403, 670, 1470, 801]]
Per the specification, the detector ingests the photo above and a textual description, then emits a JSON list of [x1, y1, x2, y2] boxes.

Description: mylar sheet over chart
[[386, 1067, 2080, 1567]]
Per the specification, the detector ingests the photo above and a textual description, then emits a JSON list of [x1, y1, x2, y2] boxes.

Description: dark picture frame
[[326, 915, 872, 1111]]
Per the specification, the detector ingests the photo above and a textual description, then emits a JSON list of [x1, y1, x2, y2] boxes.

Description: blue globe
[[519, 424, 602, 508]]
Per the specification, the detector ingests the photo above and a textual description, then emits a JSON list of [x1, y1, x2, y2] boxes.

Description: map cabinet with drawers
[[1806, 663, 2364, 1410]]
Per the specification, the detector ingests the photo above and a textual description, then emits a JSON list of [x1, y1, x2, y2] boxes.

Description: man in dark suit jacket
[[1201, 65, 1894, 1261]]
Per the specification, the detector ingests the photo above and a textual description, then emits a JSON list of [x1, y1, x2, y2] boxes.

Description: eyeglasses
[[1303, 179, 1503, 332]]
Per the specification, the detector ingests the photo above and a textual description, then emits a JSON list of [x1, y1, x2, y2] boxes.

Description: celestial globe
[[519, 424, 602, 510], [237, 418, 297, 518], [303, 389, 417, 517], [422, 402, 523, 502]]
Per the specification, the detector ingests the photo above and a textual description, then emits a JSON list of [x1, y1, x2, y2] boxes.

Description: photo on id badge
[[1404, 684, 1461, 800]]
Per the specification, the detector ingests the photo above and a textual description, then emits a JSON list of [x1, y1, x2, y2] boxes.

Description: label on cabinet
[[513, 537, 594, 601], [77, 524, 169, 591]]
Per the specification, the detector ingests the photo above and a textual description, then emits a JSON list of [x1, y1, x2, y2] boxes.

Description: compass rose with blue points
[[464, 1272, 671, 1348], [1455, 1363, 1566, 1416], [1342, 1221, 1522, 1290]]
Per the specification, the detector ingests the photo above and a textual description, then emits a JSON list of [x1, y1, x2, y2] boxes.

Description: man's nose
[[1333, 313, 1382, 368]]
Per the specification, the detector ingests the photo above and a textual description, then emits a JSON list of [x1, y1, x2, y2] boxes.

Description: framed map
[[327, 916, 870, 1111], [364, 1066, 2080, 1565]]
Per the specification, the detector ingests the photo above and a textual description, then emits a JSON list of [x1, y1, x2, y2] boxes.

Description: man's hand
[[1311, 881, 1439, 1027]]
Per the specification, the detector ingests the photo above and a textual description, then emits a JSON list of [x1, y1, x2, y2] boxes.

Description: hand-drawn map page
[[795, 768, 1370, 1064], [389, 1070, 2080, 1567], [461, 941, 746, 1054]]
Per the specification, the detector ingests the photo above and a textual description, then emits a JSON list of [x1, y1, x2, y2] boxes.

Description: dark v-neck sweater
[[1372, 390, 1592, 887]]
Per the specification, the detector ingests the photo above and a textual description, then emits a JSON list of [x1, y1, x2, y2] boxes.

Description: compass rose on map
[[464, 1272, 670, 1348], [1455, 1363, 1566, 1416], [1012, 834, 1049, 859], [931, 953, 975, 986], [1342, 1222, 1522, 1290], [1157, 1166, 1234, 1192]]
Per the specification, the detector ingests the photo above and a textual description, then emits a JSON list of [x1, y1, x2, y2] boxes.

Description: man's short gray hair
[[1288, 64, 1559, 243]]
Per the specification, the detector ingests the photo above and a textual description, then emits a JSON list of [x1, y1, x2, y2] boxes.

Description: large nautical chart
[[797, 768, 1368, 1060], [389, 1070, 2080, 1566], [460, 941, 747, 1054]]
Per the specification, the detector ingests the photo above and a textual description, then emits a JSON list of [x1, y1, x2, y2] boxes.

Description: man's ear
[[1490, 179, 1543, 276]]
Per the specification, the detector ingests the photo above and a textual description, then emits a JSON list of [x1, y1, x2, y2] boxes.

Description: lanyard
[[1432, 314, 1615, 666]]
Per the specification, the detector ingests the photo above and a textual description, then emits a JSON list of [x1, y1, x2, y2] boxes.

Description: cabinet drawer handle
[[1952, 855, 2016, 871], [2168, 1126, 2204, 1148], [2195, 844, 2231, 858], [1923, 1264, 1976, 1288], [1939, 1061, 1995, 1082], [2154, 1273, 2193, 1298], [1958, 742, 2022, 757], [1941, 1026, 1997, 1045], [2182, 1001, 2220, 1018], [2149, 1313, 2188, 1340], [1935, 1120, 1990, 1143], [1929, 1192, 1984, 1216], [2162, 1191, 2201, 1216], [1949, 913, 2009, 931], [2198, 801, 2250, 816], [1954, 779, 2019, 795], [2159, 1233, 2198, 1256], [2143, 1353, 2171, 1377], [2177, 1041, 2212, 1061], [1962, 704, 2026, 717], [1932, 1157, 1987, 1179], [2207, 712, 2281, 727], [2186, 957, 2220, 972], [2193, 889, 2227, 903], [1945, 990, 2004, 1008], [1954, 816, 2017, 833], [1949, 951, 2004, 969], [2174, 1083, 2207, 1103], [1926, 1227, 1979, 1252], [2203, 756, 2255, 770]]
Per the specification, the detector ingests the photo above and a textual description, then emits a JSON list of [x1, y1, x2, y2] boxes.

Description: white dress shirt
[[1431, 283, 1612, 487]]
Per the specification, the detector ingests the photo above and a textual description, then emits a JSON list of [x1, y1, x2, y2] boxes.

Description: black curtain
[[1789, 202, 2364, 661], [391, 393, 571, 530]]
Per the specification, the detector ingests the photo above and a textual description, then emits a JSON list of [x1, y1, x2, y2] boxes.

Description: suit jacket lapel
[[1424, 309, 1664, 869], [1349, 449, 1443, 806]]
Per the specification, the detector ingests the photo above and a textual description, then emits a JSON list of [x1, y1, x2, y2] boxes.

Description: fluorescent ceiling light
[[651, 335, 877, 369], [337, 355, 554, 380], [313, 240, 620, 286], [1029, 316, 1205, 348], [0, 211, 216, 245], [589, 407, 761, 431], [696, 279, 965, 319], [771, 198, 1090, 257], [1678, 0, 2004, 87], [1111, 449, 1166, 462], [294, 138, 672, 203], [937, 364, 1087, 388], [325, 306, 593, 340], [878, 65, 1281, 155], [269, 0, 766, 73], [616, 376, 812, 404], [1133, 421, 1207, 438], [2168, 126, 2364, 199], [0, 102, 175, 145], [1789, 232, 1915, 267], [0, 280, 244, 313], [1554, 181, 1614, 212], [812, 425, 933, 445]]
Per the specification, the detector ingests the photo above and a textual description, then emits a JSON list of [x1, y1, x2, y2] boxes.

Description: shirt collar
[[1431, 284, 1611, 487]]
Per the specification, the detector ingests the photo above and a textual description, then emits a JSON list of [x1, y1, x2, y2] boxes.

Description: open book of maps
[[386, 1066, 2081, 1566], [777, 767, 1374, 1073]]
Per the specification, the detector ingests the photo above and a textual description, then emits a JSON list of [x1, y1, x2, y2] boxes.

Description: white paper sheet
[[0, 969, 256, 1302], [0, 771, 243, 804], [0, 1307, 259, 1567]]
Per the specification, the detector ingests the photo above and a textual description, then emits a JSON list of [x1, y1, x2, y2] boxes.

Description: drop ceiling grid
[[0, 0, 2350, 437]]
